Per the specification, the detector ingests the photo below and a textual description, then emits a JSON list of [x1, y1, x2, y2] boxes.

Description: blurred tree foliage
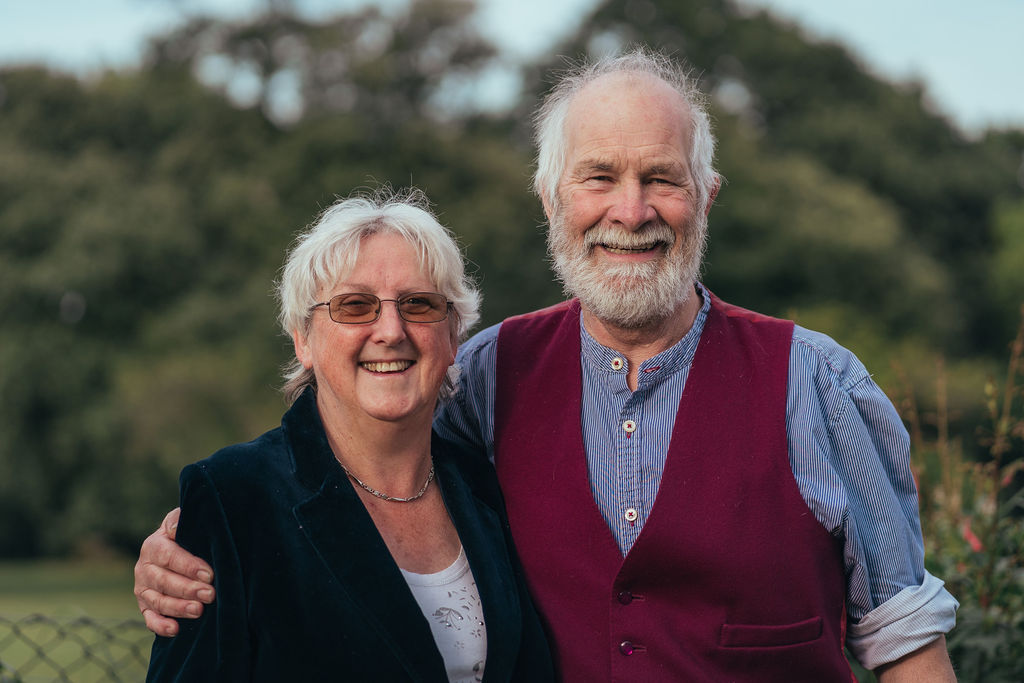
[[0, 0, 1022, 560]]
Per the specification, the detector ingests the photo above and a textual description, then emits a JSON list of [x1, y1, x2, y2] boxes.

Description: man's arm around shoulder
[[135, 507, 215, 636]]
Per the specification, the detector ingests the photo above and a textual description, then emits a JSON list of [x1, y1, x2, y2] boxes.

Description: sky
[[1, 0, 1021, 135]]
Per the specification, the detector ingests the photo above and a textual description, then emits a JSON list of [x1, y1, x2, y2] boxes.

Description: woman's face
[[293, 232, 457, 429]]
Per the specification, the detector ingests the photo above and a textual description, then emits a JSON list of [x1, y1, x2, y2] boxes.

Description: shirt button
[[611, 357, 623, 371], [619, 641, 635, 656], [624, 508, 638, 522], [622, 420, 636, 433], [617, 591, 633, 605]]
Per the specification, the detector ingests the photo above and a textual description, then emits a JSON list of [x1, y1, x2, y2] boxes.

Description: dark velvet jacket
[[147, 389, 553, 682]]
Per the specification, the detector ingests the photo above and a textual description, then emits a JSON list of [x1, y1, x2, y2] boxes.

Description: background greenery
[[1, 0, 1022, 678]]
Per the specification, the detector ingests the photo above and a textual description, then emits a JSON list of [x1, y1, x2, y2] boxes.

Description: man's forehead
[[563, 73, 692, 168], [571, 71, 686, 111]]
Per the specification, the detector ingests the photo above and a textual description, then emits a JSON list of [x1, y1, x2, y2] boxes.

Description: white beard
[[547, 209, 707, 330]]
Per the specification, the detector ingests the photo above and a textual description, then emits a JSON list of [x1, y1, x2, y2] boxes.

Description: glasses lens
[[329, 293, 379, 323], [398, 293, 449, 322]]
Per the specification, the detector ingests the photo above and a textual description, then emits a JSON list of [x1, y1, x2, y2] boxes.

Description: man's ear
[[541, 193, 556, 225], [293, 328, 314, 369], [705, 178, 721, 217]]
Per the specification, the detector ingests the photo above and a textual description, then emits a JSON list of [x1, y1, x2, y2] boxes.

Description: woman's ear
[[293, 328, 314, 369], [448, 324, 458, 367]]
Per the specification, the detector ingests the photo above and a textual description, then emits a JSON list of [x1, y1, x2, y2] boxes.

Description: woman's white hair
[[278, 188, 481, 404], [532, 47, 720, 216]]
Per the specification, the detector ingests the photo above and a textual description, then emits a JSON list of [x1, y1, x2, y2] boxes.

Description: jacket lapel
[[285, 391, 448, 680], [433, 439, 523, 683], [293, 480, 448, 679], [284, 390, 524, 681]]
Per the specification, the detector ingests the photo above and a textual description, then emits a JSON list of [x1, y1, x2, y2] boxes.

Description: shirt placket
[[617, 393, 644, 550]]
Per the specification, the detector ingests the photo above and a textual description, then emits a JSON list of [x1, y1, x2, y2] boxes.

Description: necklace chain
[[338, 459, 435, 503]]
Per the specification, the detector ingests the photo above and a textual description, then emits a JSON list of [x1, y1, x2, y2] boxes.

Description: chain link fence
[[0, 614, 151, 682]]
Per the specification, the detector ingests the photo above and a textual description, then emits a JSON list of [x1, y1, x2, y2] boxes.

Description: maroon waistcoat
[[494, 295, 851, 682]]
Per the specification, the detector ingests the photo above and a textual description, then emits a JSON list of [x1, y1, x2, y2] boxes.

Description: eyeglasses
[[309, 292, 452, 325]]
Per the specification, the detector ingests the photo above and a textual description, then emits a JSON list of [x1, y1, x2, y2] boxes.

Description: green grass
[[0, 558, 141, 621], [0, 559, 150, 682]]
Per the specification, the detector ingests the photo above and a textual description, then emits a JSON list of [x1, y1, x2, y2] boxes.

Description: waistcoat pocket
[[719, 616, 822, 648]]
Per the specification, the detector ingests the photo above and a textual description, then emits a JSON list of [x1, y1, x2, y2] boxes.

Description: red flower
[[961, 519, 983, 553]]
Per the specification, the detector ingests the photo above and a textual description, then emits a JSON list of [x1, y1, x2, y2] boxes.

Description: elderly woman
[[146, 190, 552, 682]]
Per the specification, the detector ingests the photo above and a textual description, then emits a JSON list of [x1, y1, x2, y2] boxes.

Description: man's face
[[546, 72, 707, 330]]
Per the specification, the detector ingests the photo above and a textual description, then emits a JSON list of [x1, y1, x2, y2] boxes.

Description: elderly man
[[135, 50, 957, 680]]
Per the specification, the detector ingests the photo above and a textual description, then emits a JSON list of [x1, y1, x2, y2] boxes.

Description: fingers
[[141, 607, 180, 638], [134, 509, 217, 634], [135, 583, 207, 623], [161, 507, 181, 540], [145, 508, 215, 585], [134, 540, 215, 605]]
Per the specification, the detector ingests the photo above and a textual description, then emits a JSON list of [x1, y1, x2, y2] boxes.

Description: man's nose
[[606, 181, 656, 229]]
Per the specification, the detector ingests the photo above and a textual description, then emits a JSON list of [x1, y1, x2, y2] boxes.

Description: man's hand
[[134, 508, 215, 636]]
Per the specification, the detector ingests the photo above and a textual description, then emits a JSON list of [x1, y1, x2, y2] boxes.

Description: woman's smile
[[360, 359, 415, 373]]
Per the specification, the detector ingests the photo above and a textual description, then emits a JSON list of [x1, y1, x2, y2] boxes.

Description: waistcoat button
[[619, 641, 635, 656], [617, 591, 633, 604]]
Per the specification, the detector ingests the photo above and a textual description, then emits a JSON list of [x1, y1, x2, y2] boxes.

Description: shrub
[[899, 308, 1024, 682]]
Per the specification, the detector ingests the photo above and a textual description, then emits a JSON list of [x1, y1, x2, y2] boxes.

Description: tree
[[145, 0, 496, 126]]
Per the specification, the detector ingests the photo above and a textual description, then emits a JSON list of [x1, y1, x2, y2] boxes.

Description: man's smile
[[599, 242, 666, 255]]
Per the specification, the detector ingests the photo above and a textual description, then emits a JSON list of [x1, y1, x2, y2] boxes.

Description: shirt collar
[[579, 283, 711, 380]]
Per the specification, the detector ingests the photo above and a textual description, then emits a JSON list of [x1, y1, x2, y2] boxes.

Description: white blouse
[[400, 547, 487, 682]]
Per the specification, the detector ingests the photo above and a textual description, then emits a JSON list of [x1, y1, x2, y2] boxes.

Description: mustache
[[581, 222, 677, 251]]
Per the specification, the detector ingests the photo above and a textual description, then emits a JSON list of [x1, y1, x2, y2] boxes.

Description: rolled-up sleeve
[[787, 327, 958, 669]]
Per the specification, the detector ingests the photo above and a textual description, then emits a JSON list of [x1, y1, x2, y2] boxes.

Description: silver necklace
[[338, 459, 435, 502]]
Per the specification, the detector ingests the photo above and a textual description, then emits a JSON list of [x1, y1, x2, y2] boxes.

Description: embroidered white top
[[400, 547, 487, 683]]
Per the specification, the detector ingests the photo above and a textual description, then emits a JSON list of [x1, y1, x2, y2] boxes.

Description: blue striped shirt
[[434, 284, 957, 668]]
